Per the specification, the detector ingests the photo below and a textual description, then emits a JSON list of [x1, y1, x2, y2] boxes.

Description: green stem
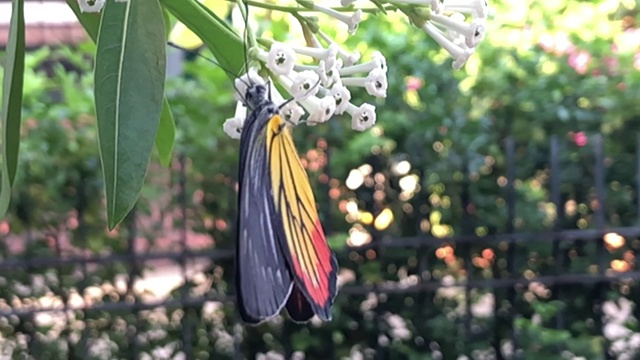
[[236, 0, 256, 49], [396, 4, 431, 28], [225, 0, 393, 14], [385, 0, 432, 7], [256, 37, 274, 48]]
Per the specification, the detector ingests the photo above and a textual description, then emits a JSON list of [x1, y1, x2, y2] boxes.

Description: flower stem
[[236, 0, 256, 49], [226, 0, 392, 14]]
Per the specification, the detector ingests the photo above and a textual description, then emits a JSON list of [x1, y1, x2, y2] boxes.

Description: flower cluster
[[224, 3, 387, 139], [223, 0, 489, 140], [413, 0, 489, 70]]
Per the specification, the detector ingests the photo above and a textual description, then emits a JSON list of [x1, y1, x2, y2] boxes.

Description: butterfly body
[[236, 83, 338, 324]]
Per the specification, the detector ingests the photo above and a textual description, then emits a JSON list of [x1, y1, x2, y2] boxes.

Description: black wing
[[285, 285, 315, 323], [235, 111, 294, 324]]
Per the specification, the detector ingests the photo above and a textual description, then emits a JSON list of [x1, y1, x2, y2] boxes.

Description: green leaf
[[194, 1, 236, 35], [160, 0, 245, 78], [94, 0, 166, 229], [0, 0, 26, 218], [162, 6, 173, 39], [67, 0, 176, 169], [154, 5, 176, 167], [65, 0, 101, 41], [156, 99, 175, 166]]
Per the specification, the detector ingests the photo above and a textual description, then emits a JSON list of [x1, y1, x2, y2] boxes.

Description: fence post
[[549, 136, 566, 344], [75, 175, 91, 360], [177, 153, 195, 359], [505, 136, 519, 359], [592, 134, 612, 359], [460, 159, 474, 356], [126, 206, 141, 360], [634, 134, 640, 325]]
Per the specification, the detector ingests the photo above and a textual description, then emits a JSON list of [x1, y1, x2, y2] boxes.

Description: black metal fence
[[2, 133, 640, 359]]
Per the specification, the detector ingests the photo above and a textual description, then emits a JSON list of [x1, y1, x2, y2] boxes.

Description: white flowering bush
[[1, 0, 489, 227], [218, 0, 489, 139]]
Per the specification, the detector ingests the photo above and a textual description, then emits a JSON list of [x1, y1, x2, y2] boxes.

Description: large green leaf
[[66, 0, 176, 168], [160, 0, 245, 78], [0, 0, 25, 218], [94, 0, 167, 229]]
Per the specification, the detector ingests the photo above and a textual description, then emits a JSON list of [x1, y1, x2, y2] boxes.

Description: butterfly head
[[244, 83, 270, 110]]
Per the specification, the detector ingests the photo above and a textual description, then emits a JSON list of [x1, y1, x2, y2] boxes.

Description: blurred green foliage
[[2, 0, 640, 359]]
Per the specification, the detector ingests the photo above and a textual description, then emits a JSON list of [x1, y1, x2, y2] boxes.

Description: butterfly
[[235, 80, 339, 324]]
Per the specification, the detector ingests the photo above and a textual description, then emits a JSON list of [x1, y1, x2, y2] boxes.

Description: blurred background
[[2, 0, 640, 359]]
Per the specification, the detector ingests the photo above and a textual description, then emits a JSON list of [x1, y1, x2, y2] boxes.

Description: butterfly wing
[[235, 110, 294, 324], [285, 285, 315, 323], [266, 115, 339, 321]]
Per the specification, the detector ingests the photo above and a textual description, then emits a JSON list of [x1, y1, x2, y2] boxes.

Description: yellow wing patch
[[266, 115, 334, 306]]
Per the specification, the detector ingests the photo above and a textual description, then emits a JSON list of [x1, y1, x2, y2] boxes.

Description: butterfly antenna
[[241, 0, 252, 82], [266, 79, 274, 102], [278, 77, 323, 110], [167, 41, 250, 106], [167, 42, 235, 80]]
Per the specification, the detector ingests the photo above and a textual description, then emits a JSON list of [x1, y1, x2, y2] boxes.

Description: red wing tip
[[305, 256, 339, 320]]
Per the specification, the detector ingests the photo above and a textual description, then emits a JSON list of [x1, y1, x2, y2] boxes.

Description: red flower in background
[[568, 50, 591, 75], [539, 32, 575, 56], [573, 132, 588, 147], [405, 76, 424, 91]]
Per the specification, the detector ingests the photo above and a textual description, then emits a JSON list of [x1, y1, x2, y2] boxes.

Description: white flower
[[430, 0, 443, 13], [234, 68, 266, 105], [342, 50, 360, 67], [429, 12, 486, 48], [629, 334, 640, 349], [384, 0, 430, 5], [364, 69, 388, 98], [267, 79, 305, 126], [300, 96, 336, 126], [422, 22, 474, 69], [293, 60, 341, 87], [223, 101, 247, 140], [443, 0, 489, 19], [603, 323, 631, 341], [318, 60, 342, 87], [452, 55, 473, 70], [341, 0, 357, 5], [312, 5, 363, 35], [470, 293, 494, 318], [290, 43, 339, 70], [318, 31, 361, 67], [268, 82, 305, 126], [444, 13, 467, 47], [341, 68, 388, 98], [329, 83, 352, 115], [281, 102, 306, 126], [289, 70, 321, 100], [339, 53, 386, 76], [371, 51, 388, 72], [346, 10, 363, 35], [223, 117, 244, 139], [347, 103, 377, 131], [78, 0, 105, 13], [261, 43, 297, 76]]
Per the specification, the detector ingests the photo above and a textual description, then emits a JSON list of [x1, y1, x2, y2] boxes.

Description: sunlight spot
[[374, 208, 394, 231], [346, 169, 364, 190]]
